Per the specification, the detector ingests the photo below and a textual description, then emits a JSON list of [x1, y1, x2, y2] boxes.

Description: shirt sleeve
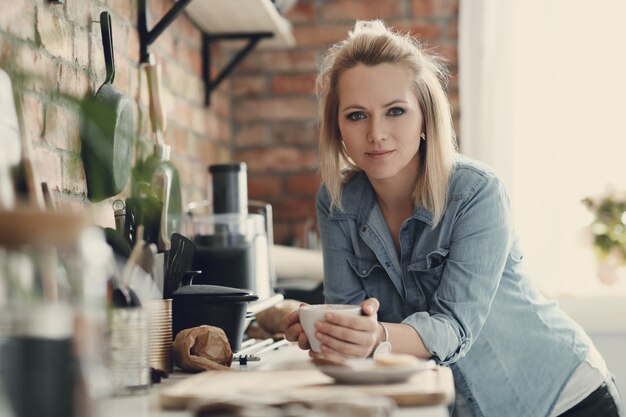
[[402, 174, 514, 365], [316, 185, 368, 306]]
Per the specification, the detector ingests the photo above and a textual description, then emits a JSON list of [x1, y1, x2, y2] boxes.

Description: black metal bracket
[[138, 0, 193, 64], [202, 32, 273, 106], [138, 0, 274, 107]]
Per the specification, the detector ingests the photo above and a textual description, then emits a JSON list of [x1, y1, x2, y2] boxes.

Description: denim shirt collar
[[328, 171, 434, 226]]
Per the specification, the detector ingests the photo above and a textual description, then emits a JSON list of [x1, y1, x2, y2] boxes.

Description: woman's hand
[[310, 298, 381, 363], [280, 303, 311, 350]]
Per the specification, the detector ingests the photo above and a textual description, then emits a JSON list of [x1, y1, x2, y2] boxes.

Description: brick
[[57, 64, 91, 99], [164, 63, 204, 104], [203, 111, 219, 141], [190, 105, 208, 135], [217, 117, 232, 144], [198, 139, 230, 166], [286, 2, 317, 23], [448, 91, 459, 114], [107, 0, 134, 23], [22, 94, 44, 143], [169, 125, 188, 155], [272, 196, 317, 220], [178, 15, 201, 49], [1, 0, 36, 41], [234, 124, 266, 147], [271, 73, 316, 95], [284, 173, 321, 195], [66, 0, 99, 28], [31, 145, 62, 193], [36, 6, 72, 59], [17, 48, 57, 94], [234, 148, 318, 173], [111, 20, 129, 61], [126, 26, 141, 63], [270, 121, 319, 146], [73, 28, 90, 70], [212, 89, 231, 119], [44, 103, 80, 150], [271, 221, 293, 246], [89, 198, 117, 229], [0, 36, 17, 64], [447, 68, 458, 91], [237, 50, 318, 74], [233, 97, 317, 123], [411, 0, 459, 18], [293, 24, 350, 47], [173, 41, 202, 78], [322, 0, 403, 21], [231, 75, 267, 97], [432, 43, 458, 65], [392, 22, 440, 41], [55, 197, 89, 219], [248, 175, 282, 199], [448, 21, 458, 40], [62, 152, 87, 196]]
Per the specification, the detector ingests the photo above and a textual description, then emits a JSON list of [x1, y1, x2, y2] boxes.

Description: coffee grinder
[[189, 163, 275, 300]]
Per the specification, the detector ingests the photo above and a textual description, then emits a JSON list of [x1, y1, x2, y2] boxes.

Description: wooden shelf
[[138, 0, 296, 106], [185, 0, 295, 49]]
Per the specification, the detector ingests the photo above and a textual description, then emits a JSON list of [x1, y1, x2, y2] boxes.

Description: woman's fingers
[[315, 310, 379, 358], [360, 298, 380, 316], [298, 331, 311, 350], [279, 308, 302, 332], [281, 307, 308, 344]]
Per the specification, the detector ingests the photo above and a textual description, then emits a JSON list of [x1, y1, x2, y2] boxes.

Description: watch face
[[373, 341, 392, 358]]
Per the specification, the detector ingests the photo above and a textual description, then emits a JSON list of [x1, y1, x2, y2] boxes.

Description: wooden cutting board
[[160, 366, 454, 410]]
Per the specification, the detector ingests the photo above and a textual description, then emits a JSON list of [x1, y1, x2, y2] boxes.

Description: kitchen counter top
[[96, 342, 452, 417]]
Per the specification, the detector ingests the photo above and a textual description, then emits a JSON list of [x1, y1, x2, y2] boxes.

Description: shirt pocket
[[346, 255, 393, 315], [407, 247, 449, 308]]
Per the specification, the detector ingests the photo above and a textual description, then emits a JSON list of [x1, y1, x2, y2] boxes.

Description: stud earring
[[420, 132, 426, 141]]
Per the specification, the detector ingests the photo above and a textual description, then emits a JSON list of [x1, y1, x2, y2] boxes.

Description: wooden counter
[[97, 342, 453, 417]]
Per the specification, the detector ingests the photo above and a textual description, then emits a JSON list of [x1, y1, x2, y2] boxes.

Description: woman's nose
[[367, 118, 387, 142]]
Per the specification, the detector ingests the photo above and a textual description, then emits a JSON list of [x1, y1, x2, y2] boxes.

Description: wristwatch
[[372, 322, 392, 358]]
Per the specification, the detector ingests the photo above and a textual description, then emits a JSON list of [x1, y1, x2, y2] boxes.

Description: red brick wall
[[0, 0, 230, 227], [232, 0, 459, 245], [0, 0, 458, 244]]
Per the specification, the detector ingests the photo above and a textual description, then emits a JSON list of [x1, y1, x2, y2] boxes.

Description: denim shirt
[[316, 155, 591, 417]]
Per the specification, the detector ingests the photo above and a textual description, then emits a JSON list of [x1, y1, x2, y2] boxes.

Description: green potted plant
[[582, 190, 626, 284]]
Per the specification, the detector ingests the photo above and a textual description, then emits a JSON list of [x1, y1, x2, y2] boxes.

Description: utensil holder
[[107, 307, 149, 396], [145, 299, 173, 373]]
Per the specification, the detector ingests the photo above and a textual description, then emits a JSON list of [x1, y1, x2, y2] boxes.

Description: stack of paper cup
[[145, 299, 173, 373]]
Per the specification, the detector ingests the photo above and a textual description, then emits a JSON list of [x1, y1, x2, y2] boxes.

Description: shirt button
[[360, 226, 367, 233], [361, 270, 367, 274]]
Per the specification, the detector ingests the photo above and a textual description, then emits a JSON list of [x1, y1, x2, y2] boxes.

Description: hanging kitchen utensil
[[81, 11, 134, 202], [135, 55, 183, 237], [163, 233, 197, 299]]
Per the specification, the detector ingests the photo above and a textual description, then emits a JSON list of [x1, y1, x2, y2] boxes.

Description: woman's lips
[[365, 150, 394, 159]]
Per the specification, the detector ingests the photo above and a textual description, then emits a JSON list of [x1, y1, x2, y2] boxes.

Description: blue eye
[[346, 111, 366, 121], [387, 107, 406, 116]]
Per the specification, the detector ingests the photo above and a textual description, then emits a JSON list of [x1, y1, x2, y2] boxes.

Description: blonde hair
[[317, 20, 457, 226]]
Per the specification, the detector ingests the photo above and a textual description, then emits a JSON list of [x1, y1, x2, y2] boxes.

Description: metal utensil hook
[[99, 11, 115, 85]]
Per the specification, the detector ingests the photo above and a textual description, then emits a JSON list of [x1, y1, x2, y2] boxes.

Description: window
[[460, 0, 626, 296]]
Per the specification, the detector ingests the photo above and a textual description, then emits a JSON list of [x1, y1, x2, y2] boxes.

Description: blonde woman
[[281, 20, 622, 417]]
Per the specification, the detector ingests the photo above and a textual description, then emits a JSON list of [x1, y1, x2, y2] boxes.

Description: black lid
[[208, 163, 247, 174], [173, 284, 258, 302]]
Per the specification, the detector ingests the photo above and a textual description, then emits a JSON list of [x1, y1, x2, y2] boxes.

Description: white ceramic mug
[[299, 304, 361, 352]]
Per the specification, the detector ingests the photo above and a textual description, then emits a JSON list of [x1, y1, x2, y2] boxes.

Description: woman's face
[[337, 63, 424, 186]]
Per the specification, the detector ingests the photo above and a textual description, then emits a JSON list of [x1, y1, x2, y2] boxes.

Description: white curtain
[[458, 0, 626, 296]]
